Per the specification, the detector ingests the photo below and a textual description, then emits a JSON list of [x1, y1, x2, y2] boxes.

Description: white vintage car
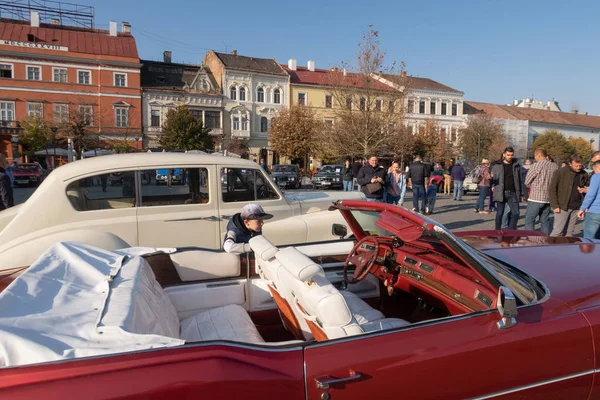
[[0, 153, 364, 269]]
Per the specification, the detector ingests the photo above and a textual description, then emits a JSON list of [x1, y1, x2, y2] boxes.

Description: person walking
[[406, 155, 429, 213], [549, 153, 589, 237], [578, 160, 600, 239], [524, 148, 558, 234], [386, 161, 407, 206], [443, 164, 452, 195], [0, 153, 15, 211], [474, 159, 492, 214], [426, 174, 443, 214], [491, 147, 523, 230], [451, 162, 466, 201], [357, 155, 387, 202], [352, 158, 363, 191], [341, 159, 354, 191]]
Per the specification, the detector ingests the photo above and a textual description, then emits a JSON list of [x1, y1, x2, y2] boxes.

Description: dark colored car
[[156, 168, 184, 185], [271, 164, 302, 189], [12, 163, 46, 186], [313, 165, 343, 190]]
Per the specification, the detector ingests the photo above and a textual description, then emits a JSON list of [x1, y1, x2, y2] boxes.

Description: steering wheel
[[344, 236, 383, 285]]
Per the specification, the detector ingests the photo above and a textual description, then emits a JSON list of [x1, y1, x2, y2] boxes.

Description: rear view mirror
[[332, 223, 347, 239], [496, 286, 518, 329]]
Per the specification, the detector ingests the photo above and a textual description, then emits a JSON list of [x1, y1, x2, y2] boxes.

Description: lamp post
[[51, 127, 58, 170]]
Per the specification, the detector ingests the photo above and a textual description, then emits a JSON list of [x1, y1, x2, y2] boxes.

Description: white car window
[[140, 168, 209, 206], [65, 171, 136, 211], [221, 168, 279, 202]]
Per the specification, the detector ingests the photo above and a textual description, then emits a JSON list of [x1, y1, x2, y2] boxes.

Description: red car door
[[304, 298, 593, 400], [0, 344, 305, 400]]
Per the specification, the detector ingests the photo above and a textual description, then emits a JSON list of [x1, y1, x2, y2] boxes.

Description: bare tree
[[270, 105, 324, 162], [459, 115, 506, 165], [324, 27, 407, 158]]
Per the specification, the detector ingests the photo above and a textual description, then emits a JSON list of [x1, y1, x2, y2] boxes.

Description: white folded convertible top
[[0, 242, 184, 368]]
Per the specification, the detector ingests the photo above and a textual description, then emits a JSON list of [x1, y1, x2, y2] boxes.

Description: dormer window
[[157, 77, 165, 84], [27, 33, 36, 42], [202, 79, 208, 90]]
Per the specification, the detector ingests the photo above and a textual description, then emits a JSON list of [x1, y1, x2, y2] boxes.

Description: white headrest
[[249, 235, 279, 262], [275, 247, 322, 282]]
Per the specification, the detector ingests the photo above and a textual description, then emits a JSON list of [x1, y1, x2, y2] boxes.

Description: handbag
[[366, 182, 383, 194]]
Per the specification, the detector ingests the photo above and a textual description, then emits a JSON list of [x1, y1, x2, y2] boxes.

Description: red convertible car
[[1, 200, 600, 399]]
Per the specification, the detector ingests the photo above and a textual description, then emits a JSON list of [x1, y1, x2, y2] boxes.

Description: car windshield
[[320, 166, 342, 174], [15, 165, 38, 170], [273, 165, 297, 173]]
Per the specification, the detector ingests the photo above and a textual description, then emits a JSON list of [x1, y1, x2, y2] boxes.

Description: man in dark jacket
[[223, 203, 273, 253], [451, 162, 466, 200], [490, 147, 523, 230], [0, 153, 14, 211], [549, 153, 589, 237], [406, 155, 429, 213], [357, 155, 387, 202], [352, 158, 364, 191]]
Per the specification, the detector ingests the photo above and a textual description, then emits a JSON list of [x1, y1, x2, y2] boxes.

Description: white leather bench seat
[[179, 304, 265, 344]]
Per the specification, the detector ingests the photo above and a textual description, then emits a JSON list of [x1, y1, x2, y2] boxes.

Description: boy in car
[[223, 203, 274, 254]]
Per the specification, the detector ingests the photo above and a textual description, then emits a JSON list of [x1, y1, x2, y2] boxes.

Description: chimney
[[231, 50, 237, 55], [51, 18, 60, 25], [109, 21, 117, 37], [583, 112, 588, 115], [343, 68, 347, 77], [288, 59, 297, 71], [307, 60, 315, 72], [122, 21, 131, 33], [30, 11, 40, 27], [163, 51, 172, 63], [573, 109, 579, 114], [330, 67, 338, 72], [513, 99, 519, 106], [400, 71, 407, 78]]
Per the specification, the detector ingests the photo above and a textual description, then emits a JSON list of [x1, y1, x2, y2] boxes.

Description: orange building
[[0, 13, 142, 161]]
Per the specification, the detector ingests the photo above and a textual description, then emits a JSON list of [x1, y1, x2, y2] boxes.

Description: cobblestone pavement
[[12, 186, 583, 237]]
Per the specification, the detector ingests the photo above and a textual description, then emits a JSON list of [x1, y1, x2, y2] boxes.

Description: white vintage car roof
[[49, 153, 259, 181], [0, 242, 184, 368]]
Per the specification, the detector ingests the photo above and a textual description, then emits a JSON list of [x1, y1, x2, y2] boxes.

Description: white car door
[[217, 166, 294, 243], [137, 166, 221, 249]]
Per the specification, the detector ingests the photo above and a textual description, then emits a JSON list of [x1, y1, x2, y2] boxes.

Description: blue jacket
[[581, 174, 600, 214], [387, 172, 407, 202], [451, 165, 466, 181]]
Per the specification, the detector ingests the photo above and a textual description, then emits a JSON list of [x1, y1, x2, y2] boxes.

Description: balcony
[[231, 130, 250, 139], [208, 128, 223, 136], [0, 120, 22, 136]]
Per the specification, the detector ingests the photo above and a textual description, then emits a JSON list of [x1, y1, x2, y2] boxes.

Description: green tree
[[19, 116, 52, 155], [270, 104, 324, 160], [159, 106, 213, 151], [459, 115, 505, 164], [568, 137, 594, 163], [532, 129, 574, 164]]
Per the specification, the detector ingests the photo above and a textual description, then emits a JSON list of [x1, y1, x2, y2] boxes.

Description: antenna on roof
[[0, 0, 95, 29], [222, 41, 230, 53]]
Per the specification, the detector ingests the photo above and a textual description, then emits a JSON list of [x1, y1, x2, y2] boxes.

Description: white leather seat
[[179, 304, 264, 344], [275, 247, 410, 341]]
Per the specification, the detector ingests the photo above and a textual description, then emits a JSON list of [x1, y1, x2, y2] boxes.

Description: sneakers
[[474, 209, 479, 213], [411, 208, 417, 212], [425, 207, 429, 214]]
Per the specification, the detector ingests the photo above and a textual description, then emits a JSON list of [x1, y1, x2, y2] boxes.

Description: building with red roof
[[0, 10, 142, 163]]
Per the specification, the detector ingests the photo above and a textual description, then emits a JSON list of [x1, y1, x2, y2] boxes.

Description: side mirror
[[496, 286, 518, 329], [332, 223, 347, 239]]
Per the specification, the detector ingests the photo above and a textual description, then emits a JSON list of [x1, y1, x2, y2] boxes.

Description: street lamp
[[51, 127, 58, 170], [476, 132, 481, 166]]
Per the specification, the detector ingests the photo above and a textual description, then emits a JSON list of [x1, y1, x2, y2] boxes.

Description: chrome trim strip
[[303, 360, 309, 400], [471, 369, 594, 399]]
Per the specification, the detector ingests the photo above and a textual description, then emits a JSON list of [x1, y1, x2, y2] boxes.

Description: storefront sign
[[1, 40, 68, 52]]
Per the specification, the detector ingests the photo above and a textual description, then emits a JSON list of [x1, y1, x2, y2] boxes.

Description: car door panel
[[304, 298, 593, 400], [0, 345, 305, 399]]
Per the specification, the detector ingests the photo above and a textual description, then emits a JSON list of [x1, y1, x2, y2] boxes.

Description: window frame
[[260, 116, 268, 133], [0, 63, 13, 79], [452, 103, 458, 116], [150, 109, 161, 127], [0, 101, 15, 122], [325, 94, 333, 108], [53, 103, 69, 124], [139, 167, 210, 208], [241, 115, 248, 131], [65, 170, 137, 212], [257, 87, 265, 103], [232, 116, 240, 130], [374, 99, 382, 112], [419, 101, 426, 114], [27, 102, 43, 119], [297, 92, 307, 106], [205, 111, 221, 129], [113, 72, 128, 87], [239, 86, 246, 101], [220, 167, 281, 203], [78, 105, 94, 127], [77, 69, 92, 85], [114, 107, 129, 128], [52, 67, 68, 83], [441, 102, 448, 115], [407, 99, 415, 113], [230, 86, 237, 100], [26, 65, 42, 81], [273, 88, 281, 104], [430, 101, 436, 115]]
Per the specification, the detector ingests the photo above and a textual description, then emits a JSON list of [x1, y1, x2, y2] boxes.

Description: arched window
[[257, 87, 264, 103], [273, 89, 281, 104], [230, 86, 237, 100], [239, 87, 246, 101], [260, 117, 268, 132], [232, 116, 240, 130], [241, 115, 248, 130], [202, 79, 209, 90]]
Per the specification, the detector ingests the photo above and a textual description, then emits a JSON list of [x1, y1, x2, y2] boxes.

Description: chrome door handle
[[220, 215, 232, 220], [315, 372, 362, 389]]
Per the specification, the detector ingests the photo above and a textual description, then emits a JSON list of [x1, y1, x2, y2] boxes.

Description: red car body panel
[[305, 298, 593, 400], [12, 164, 44, 185], [0, 344, 304, 400]]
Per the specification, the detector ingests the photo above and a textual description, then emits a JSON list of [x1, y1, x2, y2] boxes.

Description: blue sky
[[89, 0, 598, 114]]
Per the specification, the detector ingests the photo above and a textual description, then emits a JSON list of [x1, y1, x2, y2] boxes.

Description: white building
[[374, 73, 465, 144], [204, 50, 289, 162], [510, 98, 561, 112], [141, 52, 223, 149]]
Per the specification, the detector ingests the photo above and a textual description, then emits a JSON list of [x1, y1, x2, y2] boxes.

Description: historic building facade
[[0, 13, 142, 161], [141, 53, 223, 149], [203, 50, 289, 162]]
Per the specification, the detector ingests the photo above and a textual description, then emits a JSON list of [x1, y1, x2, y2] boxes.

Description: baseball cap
[[241, 204, 274, 220]]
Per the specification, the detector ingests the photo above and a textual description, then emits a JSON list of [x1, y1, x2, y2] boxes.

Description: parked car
[[2, 201, 600, 399], [156, 168, 183, 185], [462, 168, 480, 195], [271, 164, 302, 189], [0, 153, 364, 269], [313, 164, 343, 190], [12, 163, 46, 186]]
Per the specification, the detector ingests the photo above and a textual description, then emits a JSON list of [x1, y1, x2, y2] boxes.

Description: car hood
[[285, 191, 365, 214], [13, 170, 38, 176], [482, 242, 600, 310]]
